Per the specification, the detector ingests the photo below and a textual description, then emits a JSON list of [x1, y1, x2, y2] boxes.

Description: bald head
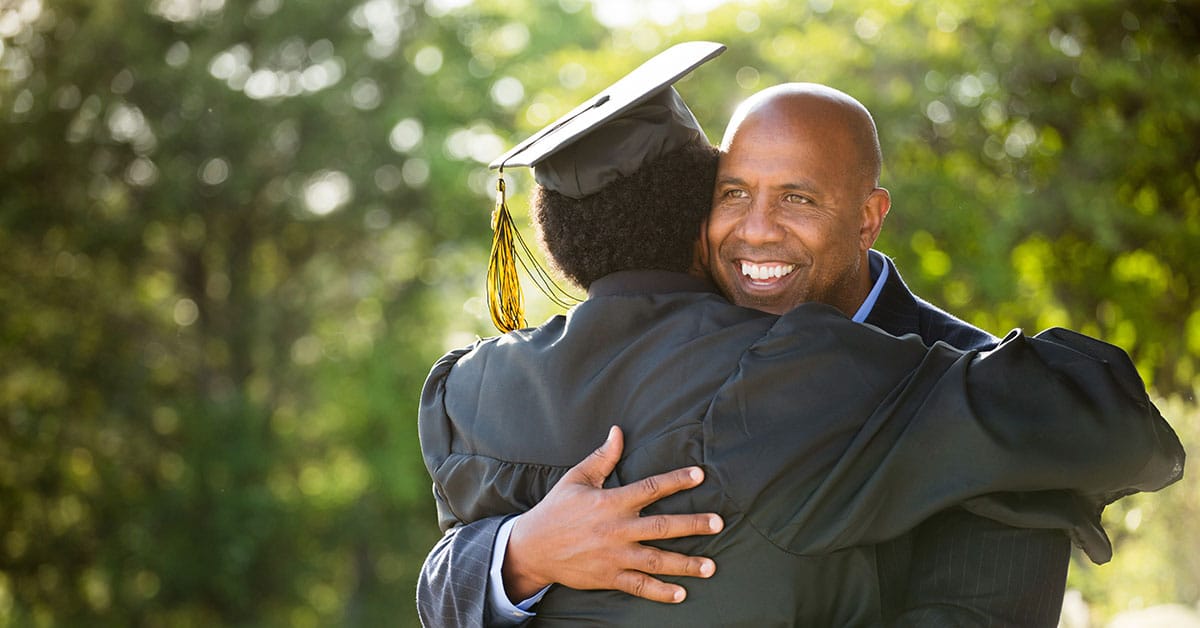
[[705, 82, 891, 316], [722, 83, 882, 192]]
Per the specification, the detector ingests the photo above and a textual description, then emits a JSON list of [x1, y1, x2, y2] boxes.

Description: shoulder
[[426, 314, 571, 382], [869, 253, 997, 351], [913, 295, 998, 351]]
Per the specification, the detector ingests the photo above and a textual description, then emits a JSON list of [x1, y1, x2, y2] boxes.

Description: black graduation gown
[[419, 271, 1184, 626]]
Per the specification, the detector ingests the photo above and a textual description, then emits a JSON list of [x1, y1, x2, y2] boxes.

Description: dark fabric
[[865, 254, 997, 352], [532, 88, 705, 199], [412, 272, 720, 628], [417, 515, 507, 628], [885, 509, 1071, 628], [419, 270, 1183, 626], [410, 271, 720, 628], [866, 255, 1071, 626]]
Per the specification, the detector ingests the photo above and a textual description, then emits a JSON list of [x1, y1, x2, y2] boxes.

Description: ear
[[859, 187, 890, 252]]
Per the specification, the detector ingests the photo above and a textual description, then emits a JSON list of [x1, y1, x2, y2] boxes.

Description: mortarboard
[[486, 40, 726, 332]]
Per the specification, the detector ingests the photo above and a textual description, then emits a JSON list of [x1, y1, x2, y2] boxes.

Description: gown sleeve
[[419, 341, 571, 531], [707, 306, 1184, 564]]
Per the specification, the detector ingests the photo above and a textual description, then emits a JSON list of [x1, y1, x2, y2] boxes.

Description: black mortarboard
[[491, 40, 725, 197], [486, 41, 726, 332]]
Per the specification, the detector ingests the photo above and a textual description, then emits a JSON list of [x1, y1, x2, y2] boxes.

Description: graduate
[[418, 42, 1184, 626]]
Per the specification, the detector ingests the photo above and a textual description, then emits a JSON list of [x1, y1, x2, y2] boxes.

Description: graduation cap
[[486, 40, 726, 332]]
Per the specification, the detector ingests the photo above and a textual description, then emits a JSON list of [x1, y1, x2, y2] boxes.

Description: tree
[[2, 0, 1195, 624]]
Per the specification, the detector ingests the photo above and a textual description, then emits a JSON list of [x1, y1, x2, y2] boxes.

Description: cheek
[[790, 221, 833, 251], [792, 223, 854, 268], [705, 218, 733, 249]]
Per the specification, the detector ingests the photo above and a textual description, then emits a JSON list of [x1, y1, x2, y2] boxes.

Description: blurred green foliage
[[0, 0, 1195, 625], [1068, 394, 1200, 621]]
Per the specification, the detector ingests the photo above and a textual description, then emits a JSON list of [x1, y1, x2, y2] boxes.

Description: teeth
[[741, 262, 796, 281]]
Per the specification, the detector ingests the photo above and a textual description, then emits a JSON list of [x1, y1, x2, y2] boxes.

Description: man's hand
[[501, 425, 723, 604]]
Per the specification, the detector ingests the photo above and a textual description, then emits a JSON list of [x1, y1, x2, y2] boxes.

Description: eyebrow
[[714, 175, 749, 188], [715, 174, 821, 193]]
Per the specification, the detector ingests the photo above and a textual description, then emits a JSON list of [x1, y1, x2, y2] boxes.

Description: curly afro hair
[[532, 138, 719, 290]]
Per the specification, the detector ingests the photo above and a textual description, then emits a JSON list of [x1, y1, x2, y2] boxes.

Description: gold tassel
[[487, 174, 526, 332]]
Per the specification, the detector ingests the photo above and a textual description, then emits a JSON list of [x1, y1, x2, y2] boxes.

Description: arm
[[501, 426, 721, 603], [707, 308, 1183, 560], [884, 509, 1070, 628], [417, 516, 509, 628], [418, 426, 723, 627]]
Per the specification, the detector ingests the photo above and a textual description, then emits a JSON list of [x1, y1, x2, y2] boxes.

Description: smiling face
[[704, 85, 890, 316]]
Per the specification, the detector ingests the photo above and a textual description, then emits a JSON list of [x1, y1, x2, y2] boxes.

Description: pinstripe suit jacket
[[413, 254, 1141, 627], [418, 515, 508, 627], [863, 254, 1072, 627]]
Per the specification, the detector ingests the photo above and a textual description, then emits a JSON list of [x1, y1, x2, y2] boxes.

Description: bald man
[[419, 83, 1139, 626], [704, 82, 1067, 624]]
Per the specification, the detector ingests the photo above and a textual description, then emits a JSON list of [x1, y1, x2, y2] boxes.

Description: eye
[[784, 193, 813, 205], [723, 188, 749, 200]]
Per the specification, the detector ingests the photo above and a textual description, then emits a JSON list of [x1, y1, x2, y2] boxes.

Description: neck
[[834, 255, 874, 317]]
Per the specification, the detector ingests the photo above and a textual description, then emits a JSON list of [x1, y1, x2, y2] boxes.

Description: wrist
[[501, 516, 552, 601]]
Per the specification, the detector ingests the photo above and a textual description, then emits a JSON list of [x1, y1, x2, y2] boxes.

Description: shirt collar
[[851, 250, 888, 323]]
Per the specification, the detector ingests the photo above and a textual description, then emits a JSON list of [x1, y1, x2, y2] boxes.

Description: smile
[[740, 261, 796, 281]]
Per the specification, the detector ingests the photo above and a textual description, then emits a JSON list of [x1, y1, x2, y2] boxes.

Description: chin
[[733, 291, 795, 316]]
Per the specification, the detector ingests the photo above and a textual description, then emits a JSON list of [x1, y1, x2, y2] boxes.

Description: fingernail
[[673, 588, 686, 603], [700, 560, 715, 577], [689, 467, 703, 482], [709, 515, 723, 532]]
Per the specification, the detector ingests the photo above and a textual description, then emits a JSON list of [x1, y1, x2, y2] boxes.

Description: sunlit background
[[1, 0, 1197, 625]]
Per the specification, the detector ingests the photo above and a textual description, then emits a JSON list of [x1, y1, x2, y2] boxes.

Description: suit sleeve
[[417, 516, 518, 628], [886, 509, 1069, 627]]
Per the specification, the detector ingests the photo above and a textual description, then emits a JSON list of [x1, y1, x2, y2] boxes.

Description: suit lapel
[[863, 254, 922, 338]]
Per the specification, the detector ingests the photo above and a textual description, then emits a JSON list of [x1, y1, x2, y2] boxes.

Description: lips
[[740, 261, 796, 281]]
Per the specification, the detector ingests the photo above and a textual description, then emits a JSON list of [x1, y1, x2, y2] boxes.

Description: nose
[[734, 200, 784, 245]]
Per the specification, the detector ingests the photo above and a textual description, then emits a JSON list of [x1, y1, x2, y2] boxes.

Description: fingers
[[611, 571, 689, 604], [622, 465, 708, 510], [628, 545, 717, 580], [631, 511, 724, 541], [610, 549, 718, 603], [563, 429, 710, 508], [564, 425, 624, 488]]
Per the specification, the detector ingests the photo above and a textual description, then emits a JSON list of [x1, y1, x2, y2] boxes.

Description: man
[[704, 82, 1063, 623], [418, 48, 1183, 626]]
